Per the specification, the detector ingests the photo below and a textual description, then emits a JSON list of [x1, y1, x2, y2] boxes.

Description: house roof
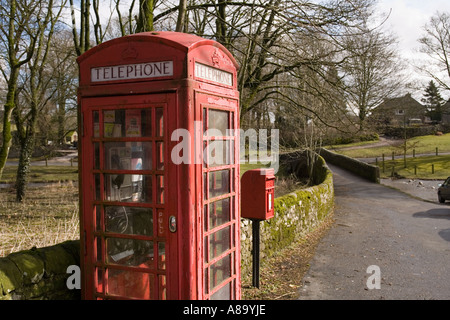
[[373, 93, 425, 113]]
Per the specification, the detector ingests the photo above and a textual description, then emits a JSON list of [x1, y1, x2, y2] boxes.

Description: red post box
[[77, 32, 240, 300], [241, 168, 275, 220]]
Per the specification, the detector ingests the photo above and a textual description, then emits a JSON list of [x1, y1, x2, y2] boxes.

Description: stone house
[[371, 93, 428, 126]]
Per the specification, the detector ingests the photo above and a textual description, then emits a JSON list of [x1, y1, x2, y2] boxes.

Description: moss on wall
[[0, 240, 80, 300]]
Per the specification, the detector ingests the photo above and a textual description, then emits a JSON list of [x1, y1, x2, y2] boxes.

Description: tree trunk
[[136, 0, 154, 33], [15, 138, 34, 202], [0, 75, 18, 180]]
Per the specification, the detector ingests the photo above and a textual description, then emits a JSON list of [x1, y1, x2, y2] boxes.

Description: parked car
[[438, 177, 450, 203]]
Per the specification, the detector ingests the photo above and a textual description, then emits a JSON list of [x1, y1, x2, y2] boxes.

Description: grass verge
[[0, 165, 78, 184], [336, 133, 450, 159], [0, 182, 79, 257], [241, 214, 334, 300]]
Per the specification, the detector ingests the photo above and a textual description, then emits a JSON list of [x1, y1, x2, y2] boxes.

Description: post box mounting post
[[251, 218, 261, 288]]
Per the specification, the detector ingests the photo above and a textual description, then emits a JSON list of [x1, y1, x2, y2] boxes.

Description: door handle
[[169, 215, 177, 233]]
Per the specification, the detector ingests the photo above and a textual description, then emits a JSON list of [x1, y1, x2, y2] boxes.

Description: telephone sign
[[77, 32, 240, 300]]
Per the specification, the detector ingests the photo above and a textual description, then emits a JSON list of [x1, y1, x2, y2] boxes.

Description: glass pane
[[210, 254, 231, 290], [157, 175, 164, 204], [207, 140, 232, 167], [104, 174, 152, 203], [203, 108, 207, 135], [208, 109, 229, 136], [104, 142, 152, 171], [93, 111, 99, 137], [208, 198, 230, 230], [158, 242, 166, 270], [106, 238, 154, 268], [156, 142, 164, 170], [209, 226, 230, 260], [95, 205, 102, 231], [103, 109, 151, 138], [203, 173, 208, 200], [209, 170, 230, 198], [156, 107, 163, 137], [105, 206, 153, 237], [159, 275, 167, 300], [211, 282, 231, 300], [107, 269, 154, 299], [94, 173, 101, 200], [95, 237, 102, 262], [96, 268, 104, 293], [94, 143, 100, 169]]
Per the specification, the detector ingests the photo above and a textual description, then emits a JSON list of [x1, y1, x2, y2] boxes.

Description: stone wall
[[0, 240, 80, 300], [240, 152, 334, 276], [319, 147, 380, 183]]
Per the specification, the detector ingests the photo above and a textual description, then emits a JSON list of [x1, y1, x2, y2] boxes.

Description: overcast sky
[[375, 0, 450, 98]]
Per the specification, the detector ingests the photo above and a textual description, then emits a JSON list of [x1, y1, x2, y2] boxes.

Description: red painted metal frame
[[77, 32, 240, 300]]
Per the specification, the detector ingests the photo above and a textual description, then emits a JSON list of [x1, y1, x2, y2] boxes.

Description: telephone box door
[[80, 93, 177, 300], [199, 92, 240, 299]]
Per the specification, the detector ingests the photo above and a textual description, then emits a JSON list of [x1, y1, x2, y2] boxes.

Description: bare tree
[[0, 0, 42, 179], [419, 11, 450, 92], [342, 24, 405, 131], [13, 0, 66, 202]]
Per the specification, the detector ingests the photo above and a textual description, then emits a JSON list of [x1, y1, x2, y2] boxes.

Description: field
[[331, 133, 450, 179], [332, 133, 450, 159], [0, 182, 79, 257]]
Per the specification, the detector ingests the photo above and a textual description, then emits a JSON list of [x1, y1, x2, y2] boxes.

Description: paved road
[[298, 163, 450, 300]]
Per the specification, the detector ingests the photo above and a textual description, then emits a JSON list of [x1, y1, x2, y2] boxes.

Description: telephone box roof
[[77, 31, 238, 69]]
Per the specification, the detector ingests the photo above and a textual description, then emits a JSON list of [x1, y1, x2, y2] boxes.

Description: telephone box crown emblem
[[212, 49, 220, 67], [122, 45, 138, 60]]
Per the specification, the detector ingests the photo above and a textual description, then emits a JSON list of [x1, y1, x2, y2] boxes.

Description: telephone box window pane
[[104, 174, 152, 203], [156, 108, 163, 137], [95, 237, 102, 262], [104, 142, 152, 171], [107, 269, 154, 299], [208, 198, 230, 230], [209, 226, 230, 260], [209, 254, 231, 291], [156, 142, 164, 170], [94, 173, 101, 200], [103, 109, 151, 138], [210, 282, 231, 300], [159, 275, 167, 300], [209, 170, 230, 198], [105, 206, 153, 237], [95, 205, 102, 231], [94, 143, 100, 169], [157, 175, 164, 204], [203, 173, 208, 200], [203, 108, 207, 135], [93, 111, 99, 137], [158, 242, 166, 270], [96, 268, 104, 293], [207, 140, 232, 167], [106, 238, 154, 268], [208, 110, 229, 136]]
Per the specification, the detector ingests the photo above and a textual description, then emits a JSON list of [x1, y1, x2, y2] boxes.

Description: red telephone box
[[77, 32, 240, 300]]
